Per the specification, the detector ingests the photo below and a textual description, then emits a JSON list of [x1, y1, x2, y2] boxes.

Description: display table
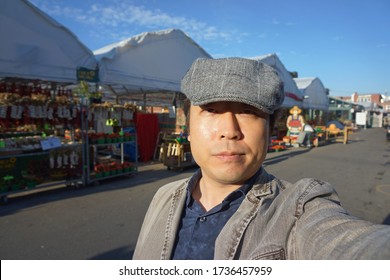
[[327, 127, 350, 144], [314, 126, 349, 145]]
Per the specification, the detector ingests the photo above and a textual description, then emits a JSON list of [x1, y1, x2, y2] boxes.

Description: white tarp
[[95, 29, 212, 95], [251, 54, 303, 108], [294, 77, 329, 111], [0, 0, 97, 83]]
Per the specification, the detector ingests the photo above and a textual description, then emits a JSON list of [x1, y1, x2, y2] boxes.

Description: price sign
[[41, 137, 62, 150]]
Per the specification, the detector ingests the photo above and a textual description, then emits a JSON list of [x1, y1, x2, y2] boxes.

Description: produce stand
[[326, 126, 350, 144], [268, 139, 287, 152], [86, 130, 138, 184], [311, 127, 329, 147], [311, 126, 349, 146], [160, 134, 196, 171], [85, 102, 138, 184], [0, 80, 85, 203], [282, 126, 350, 148], [0, 79, 140, 203], [0, 143, 83, 203], [0, 0, 105, 202]]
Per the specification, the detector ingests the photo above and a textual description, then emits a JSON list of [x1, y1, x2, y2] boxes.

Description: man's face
[[188, 101, 269, 186]]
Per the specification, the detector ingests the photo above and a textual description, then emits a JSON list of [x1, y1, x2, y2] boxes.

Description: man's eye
[[203, 107, 216, 113]]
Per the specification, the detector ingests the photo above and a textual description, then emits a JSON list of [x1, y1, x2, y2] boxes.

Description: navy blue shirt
[[171, 169, 260, 260]]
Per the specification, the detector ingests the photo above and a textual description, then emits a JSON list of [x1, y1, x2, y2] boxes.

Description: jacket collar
[[248, 167, 274, 198]]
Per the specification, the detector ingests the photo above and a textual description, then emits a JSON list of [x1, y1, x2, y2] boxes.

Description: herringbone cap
[[181, 57, 284, 114]]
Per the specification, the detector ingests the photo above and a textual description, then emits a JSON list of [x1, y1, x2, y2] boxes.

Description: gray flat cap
[[181, 57, 284, 114]]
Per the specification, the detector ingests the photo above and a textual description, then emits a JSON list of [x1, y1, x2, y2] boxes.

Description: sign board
[[356, 112, 367, 126], [41, 137, 62, 151], [77, 67, 99, 82]]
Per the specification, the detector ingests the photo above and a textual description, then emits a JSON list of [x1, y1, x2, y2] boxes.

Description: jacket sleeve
[[290, 179, 390, 259]]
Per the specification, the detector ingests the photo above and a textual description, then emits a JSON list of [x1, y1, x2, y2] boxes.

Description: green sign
[[77, 67, 99, 82]]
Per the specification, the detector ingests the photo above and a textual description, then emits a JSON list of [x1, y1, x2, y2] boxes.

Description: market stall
[[0, 82, 85, 203], [86, 101, 138, 184], [94, 28, 212, 104], [94, 28, 211, 162], [0, 0, 101, 202], [294, 77, 329, 125], [0, 82, 139, 202]]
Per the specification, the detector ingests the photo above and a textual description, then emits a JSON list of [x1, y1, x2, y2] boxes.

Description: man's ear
[[187, 135, 191, 142]]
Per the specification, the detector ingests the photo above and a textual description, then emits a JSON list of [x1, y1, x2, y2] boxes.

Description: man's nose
[[219, 112, 242, 140]]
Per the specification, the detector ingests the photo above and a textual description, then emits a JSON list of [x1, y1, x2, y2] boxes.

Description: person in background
[[133, 57, 390, 260]]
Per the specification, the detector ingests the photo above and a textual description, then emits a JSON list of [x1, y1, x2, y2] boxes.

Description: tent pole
[[142, 89, 146, 111], [107, 85, 119, 104]]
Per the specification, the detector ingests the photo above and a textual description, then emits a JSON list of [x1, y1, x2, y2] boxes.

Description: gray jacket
[[133, 168, 390, 259]]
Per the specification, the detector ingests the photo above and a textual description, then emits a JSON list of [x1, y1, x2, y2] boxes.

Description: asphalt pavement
[[0, 127, 389, 259]]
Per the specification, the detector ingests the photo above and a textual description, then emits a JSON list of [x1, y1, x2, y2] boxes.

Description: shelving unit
[[85, 133, 138, 185], [0, 143, 83, 204]]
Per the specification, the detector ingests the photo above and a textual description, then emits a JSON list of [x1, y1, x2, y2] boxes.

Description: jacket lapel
[[214, 176, 273, 259], [160, 185, 187, 259]]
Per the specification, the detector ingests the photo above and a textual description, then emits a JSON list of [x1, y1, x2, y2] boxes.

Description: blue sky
[[29, 0, 390, 97]]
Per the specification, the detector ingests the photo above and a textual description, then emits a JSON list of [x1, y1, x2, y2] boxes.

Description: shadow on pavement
[[382, 213, 390, 225], [90, 246, 134, 260], [0, 164, 198, 216], [264, 148, 311, 166]]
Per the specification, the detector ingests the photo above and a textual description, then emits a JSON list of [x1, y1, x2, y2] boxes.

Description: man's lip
[[214, 151, 245, 157]]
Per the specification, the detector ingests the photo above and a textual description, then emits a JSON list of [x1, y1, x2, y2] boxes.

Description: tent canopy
[[0, 0, 97, 83], [294, 77, 329, 111], [94, 29, 211, 106], [251, 54, 303, 109]]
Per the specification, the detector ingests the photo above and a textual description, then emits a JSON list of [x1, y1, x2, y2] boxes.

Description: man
[[133, 57, 390, 260]]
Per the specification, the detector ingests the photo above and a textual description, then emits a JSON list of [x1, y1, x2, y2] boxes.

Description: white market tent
[[94, 29, 212, 106], [294, 77, 329, 111], [0, 0, 97, 83], [251, 54, 303, 109]]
